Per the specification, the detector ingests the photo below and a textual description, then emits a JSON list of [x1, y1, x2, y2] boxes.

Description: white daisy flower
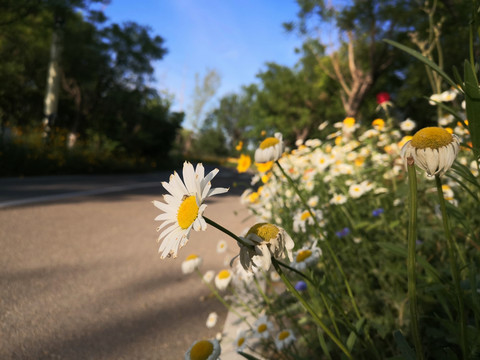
[[181, 254, 203, 274], [400, 118, 416, 132], [234, 330, 249, 352], [429, 93, 443, 105], [440, 88, 458, 102], [206, 312, 218, 329], [214, 269, 232, 291], [330, 193, 347, 205], [348, 183, 367, 198], [290, 242, 322, 271], [274, 329, 296, 350], [153, 162, 229, 259], [439, 114, 454, 127], [216, 239, 228, 253], [293, 209, 316, 233], [237, 223, 294, 272], [253, 316, 274, 339], [254, 133, 284, 163], [401, 127, 460, 176], [184, 339, 221, 360], [202, 270, 215, 284]]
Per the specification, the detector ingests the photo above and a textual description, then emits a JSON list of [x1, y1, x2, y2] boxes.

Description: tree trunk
[[42, 19, 63, 141]]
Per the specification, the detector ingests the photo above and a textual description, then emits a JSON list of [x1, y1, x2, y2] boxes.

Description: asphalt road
[[0, 167, 255, 359]]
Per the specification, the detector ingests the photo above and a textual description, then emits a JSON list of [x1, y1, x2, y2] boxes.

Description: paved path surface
[[0, 168, 255, 359]]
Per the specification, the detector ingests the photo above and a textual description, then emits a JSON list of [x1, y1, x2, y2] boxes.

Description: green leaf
[[377, 242, 442, 282], [463, 60, 480, 161], [346, 317, 366, 351], [383, 39, 458, 89], [393, 330, 417, 360]]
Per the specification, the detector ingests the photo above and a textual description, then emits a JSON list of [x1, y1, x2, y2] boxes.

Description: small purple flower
[[372, 208, 384, 217], [335, 227, 350, 238], [294, 280, 307, 292]]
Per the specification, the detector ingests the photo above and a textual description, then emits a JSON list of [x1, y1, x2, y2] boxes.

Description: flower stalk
[[406, 156, 424, 360], [204, 216, 251, 248], [435, 175, 467, 357], [271, 257, 353, 359], [275, 160, 361, 319]]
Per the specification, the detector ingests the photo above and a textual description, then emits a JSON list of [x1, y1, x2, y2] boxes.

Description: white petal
[[153, 200, 173, 213], [183, 162, 197, 194], [172, 171, 189, 195], [156, 219, 175, 231], [154, 212, 172, 221], [207, 187, 229, 197], [159, 223, 181, 241]]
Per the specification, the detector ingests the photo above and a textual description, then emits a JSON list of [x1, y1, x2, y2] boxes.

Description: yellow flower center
[[256, 161, 274, 173], [410, 127, 453, 149], [247, 223, 279, 242], [354, 157, 365, 167], [259, 137, 279, 149], [296, 250, 312, 263], [218, 270, 230, 279], [343, 117, 355, 127], [372, 118, 384, 130], [278, 330, 291, 341], [189, 340, 213, 360], [237, 154, 252, 173], [398, 135, 413, 148], [300, 211, 311, 221], [248, 192, 259, 203], [237, 337, 245, 347], [257, 324, 267, 333], [177, 196, 199, 229], [186, 254, 198, 261]]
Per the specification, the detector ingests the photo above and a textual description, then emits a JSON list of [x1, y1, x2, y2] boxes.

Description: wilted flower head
[[401, 127, 460, 176], [184, 339, 221, 360], [237, 223, 294, 272], [254, 133, 284, 163]]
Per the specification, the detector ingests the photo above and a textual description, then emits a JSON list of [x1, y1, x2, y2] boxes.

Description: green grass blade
[[383, 39, 458, 89]]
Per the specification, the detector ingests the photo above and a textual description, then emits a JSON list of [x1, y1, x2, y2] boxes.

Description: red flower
[[376, 92, 390, 105]]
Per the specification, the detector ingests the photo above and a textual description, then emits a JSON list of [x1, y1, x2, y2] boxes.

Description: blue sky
[[102, 0, 303, 123]]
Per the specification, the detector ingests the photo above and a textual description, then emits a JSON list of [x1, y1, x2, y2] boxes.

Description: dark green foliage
[[0, 0, 182, 176]]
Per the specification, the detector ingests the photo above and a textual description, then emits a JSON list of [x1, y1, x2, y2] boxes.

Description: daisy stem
[[272, 257, 353, 360], [435, 174, 467, 358], [275, 160, 361, 319], [406, 157, 424, 360], [276, 260, 314, 283], [204, 216, 251, 248]]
